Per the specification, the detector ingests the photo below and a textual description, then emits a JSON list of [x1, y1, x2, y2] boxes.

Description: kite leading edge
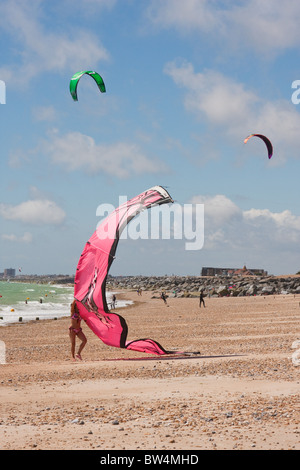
[[244, 134, 273, 159], [70, 70, 106, 101]]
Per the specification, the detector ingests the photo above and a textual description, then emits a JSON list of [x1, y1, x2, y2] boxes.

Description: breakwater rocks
[[107, 275, 300, 298]]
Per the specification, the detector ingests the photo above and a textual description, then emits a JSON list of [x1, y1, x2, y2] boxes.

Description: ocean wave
[[0, 291, 132, 326]]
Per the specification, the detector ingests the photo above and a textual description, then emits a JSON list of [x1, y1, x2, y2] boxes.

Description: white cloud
[[225, 0, 300, 54], [147, 0, 219, 33], [164, 62, 258, 127], [73, 0, 117, 10], [8, 149, 32, 169], [164, 60, 300, 162], [243, 208, 300, 243], [244, 208, 300, 229], [32, 105, 56, 122], [147, 0, 300, 55], [43, 131, 167, 178], [0, 0, 109, 85], [190, 194, 241, 227], [0, 199, 66, 225], [2, 232, 33, 243], [190, 193, 300, 251]]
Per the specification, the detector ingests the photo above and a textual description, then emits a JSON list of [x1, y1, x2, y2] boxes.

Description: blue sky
[[1, 0, 300, 276]]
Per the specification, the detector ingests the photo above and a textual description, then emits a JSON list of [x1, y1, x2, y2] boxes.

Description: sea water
[[0, 281, 130, 326], [0, 281, 74, 325]]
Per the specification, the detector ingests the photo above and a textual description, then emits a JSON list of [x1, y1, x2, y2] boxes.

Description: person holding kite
[[69, 300, 87, 361]]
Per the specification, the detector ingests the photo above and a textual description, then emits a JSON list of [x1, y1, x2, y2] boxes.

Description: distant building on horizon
[[3, 268, 16, 278], [201, 265, 268, 277]]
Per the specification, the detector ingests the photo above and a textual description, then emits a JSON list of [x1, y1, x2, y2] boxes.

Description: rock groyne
[[107, 274, 300, 297]]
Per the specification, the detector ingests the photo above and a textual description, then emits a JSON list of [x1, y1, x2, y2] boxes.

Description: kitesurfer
[[199, 291, 206, 308], [69, 300, 87, 361], [161, 291, 168, 305]]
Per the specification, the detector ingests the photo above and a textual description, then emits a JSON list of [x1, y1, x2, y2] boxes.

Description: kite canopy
[[74, 186, 175, 355], [70, 70, 106, 101], [244, 134, 273, 159]]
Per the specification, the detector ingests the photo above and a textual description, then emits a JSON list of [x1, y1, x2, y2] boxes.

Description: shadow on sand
[[104, 353, 245, 362]]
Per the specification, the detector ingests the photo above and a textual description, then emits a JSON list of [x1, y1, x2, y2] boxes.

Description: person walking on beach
[[69, 300, 87, 361], [161, 291, 168, 306], [199, 291, 206, 308]]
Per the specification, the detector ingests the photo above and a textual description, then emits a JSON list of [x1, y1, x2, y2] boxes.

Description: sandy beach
[[0, 290, 299, 451]]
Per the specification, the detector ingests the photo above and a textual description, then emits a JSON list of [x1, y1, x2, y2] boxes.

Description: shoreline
[[0, 290, 299, 450], [0, 287, 132, 328]]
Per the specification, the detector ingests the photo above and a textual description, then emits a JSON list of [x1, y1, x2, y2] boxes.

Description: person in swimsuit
[[69, 300, 87, 361]]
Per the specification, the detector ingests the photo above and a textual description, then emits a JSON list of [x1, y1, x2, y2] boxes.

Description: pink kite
[[74, 186, 176, 355], [244, 134, 273, 159]]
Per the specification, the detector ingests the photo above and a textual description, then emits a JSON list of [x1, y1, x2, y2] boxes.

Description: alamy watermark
[[96, 196, 204, 251], [0, 80, 6, 104], [0, 340, 6, 364], [291, 80, 300, 104]]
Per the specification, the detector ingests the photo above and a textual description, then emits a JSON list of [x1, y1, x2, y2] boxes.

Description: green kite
[[70, 71, 106, 101]]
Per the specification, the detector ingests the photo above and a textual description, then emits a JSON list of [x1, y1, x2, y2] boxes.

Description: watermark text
[[0, 80, 6, 104], [291, 80, 300, 104], [96, 197, 204, 251], [0, 340, 6, 364]]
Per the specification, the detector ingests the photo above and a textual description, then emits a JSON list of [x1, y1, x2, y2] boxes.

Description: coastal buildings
[[0, 268, 16, 279], [201, 265, 268, 277]]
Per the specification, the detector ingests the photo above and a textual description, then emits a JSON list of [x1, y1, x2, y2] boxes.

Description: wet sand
[[0, 291, 299, 450]]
